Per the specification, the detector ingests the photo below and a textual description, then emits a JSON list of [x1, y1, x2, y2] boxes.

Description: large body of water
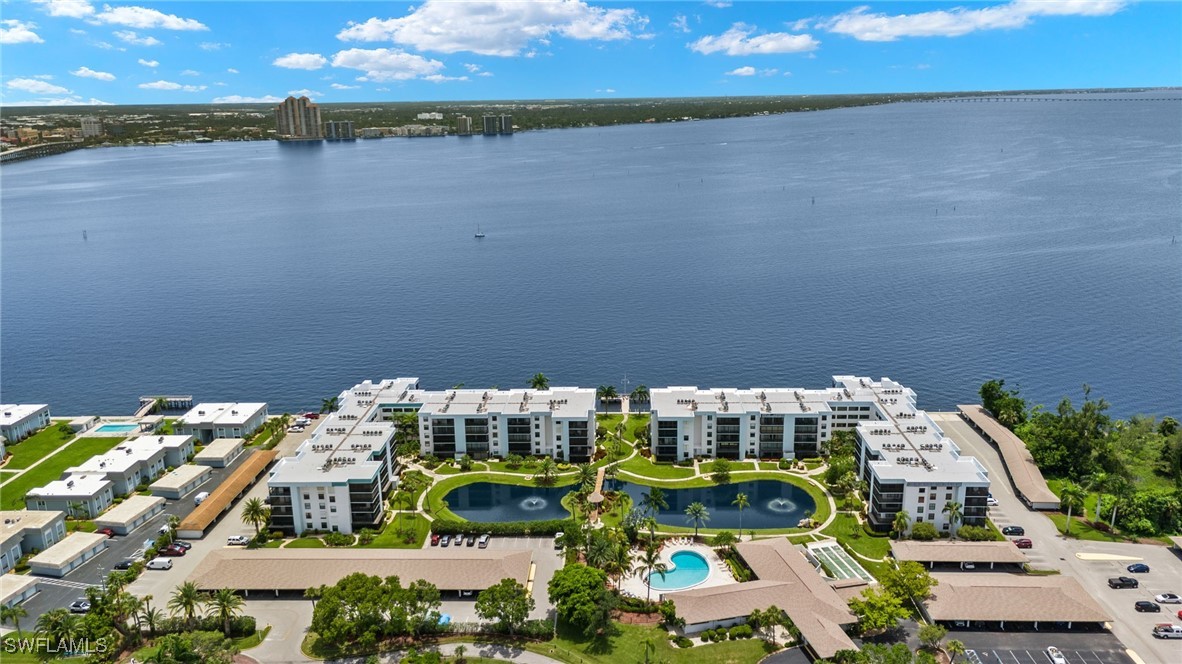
[[3, 93, 1180, 417]]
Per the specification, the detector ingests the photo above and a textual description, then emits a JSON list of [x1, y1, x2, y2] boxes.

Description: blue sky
[[1, 0, 1179, 106]]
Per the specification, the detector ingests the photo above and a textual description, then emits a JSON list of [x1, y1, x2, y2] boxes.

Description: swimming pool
[[96, 423, 139, 433], [647, 550, 710, 591]]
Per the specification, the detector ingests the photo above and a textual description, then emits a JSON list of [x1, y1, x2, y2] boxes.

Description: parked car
[[440, 535, 451, 547], [303, 413, 320, 419], [554, 532, 564, 549], [465, 534, 477, 547], [289, 426, 304, 433], [1154, 593, 1181, 604], [1001, 526, 1025, 536], [157, 524, 172, 535], [1108, 577, 1139, 589], [172, 540, 193, 550], [1152, 624, 1182, 639], [1045, 646, 1067, 664], [145, 558, 173, 570], [226, 535, 250, 546], [113, 558, 136, 570], [194, 491, 210, 505], [1013, 538, 1033, 549], [96, 527, 116, 538], [986, 497, 999, 506], [1135, 601, 1162, 613], [158, 545, 186, 556], [960, 562, 976, 570], [1127, 563, 1150, 573], [430, 533, 441, 546], [68, 599, 91, 614], [478, 533, 490, 549]]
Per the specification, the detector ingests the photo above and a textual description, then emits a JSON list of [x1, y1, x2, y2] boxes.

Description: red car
[[1013, 538, 1033, 549], [158, 544, 186, 556], [303, 412, 320, 419], [430, 533, 441, 546], [96, 527, 116, 538]]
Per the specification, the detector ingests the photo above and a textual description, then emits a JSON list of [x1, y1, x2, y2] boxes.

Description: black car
[[1001, 526, 1025, 536], [1127, 563, 1150, 573], [466, 534, 477, 547], [113, 558, 136, 570], [1134, 601, 1161, 613]]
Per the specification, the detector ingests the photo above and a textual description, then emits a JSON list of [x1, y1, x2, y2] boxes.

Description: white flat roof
[[650, 386, 843, 418], [29, 531, 106, 567], [194, 437, 244, 459], [29, 473, 112, 498], [1, 510, 63, 540], [0, 404, 49, 425], [94, 495, 164, 526], [150, 464, 212, 490], [416, 387, 596, 418], [126, 434, 193, 450], [178, 402, 266, 427], [0, 573, 39, 605]]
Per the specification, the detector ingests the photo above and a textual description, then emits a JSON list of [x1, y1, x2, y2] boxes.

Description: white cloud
[[34, 0, 95, 19], [94, 40, 114, 49], [819, 1, 1124, 42], [113, 30, 161, 46], [181, 69, 201, 76], [137, 58, 158, 67], [690, 23, 819, 55], [704, 1, 732, 8], [336, 0, 649, 56], [783, 70, 793, 76], [789, 18, 813, 32], [32, 75, 55, 80], [726, 66, 756, 76], [71, 66, 115, 81], [214, 81, 227, 86], [463, 63, 482, 73], [211, 94, 282, 104], [331, 48, 445, 81], [70, 28, 87, 35], [478, 71, 493, 77], [93, 5, 208, 31], [330, 83, 360, 90], [2, 96, 113, 106], [6, 78, 71, 94], [422, 74, 469, 83], [1, 20, 45, 44], [199, 42, 228, 51], [227, 68, 239, 74], [273, 52, 328, 70], [596, 88, 616, 93], [138, 80, 205, 92], [288, 88, 322, 97], [672, 14, 690, 33]]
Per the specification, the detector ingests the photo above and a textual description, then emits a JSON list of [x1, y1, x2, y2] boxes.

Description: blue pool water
[[96, 423, 139, 433], [648, 550, 710, 591]]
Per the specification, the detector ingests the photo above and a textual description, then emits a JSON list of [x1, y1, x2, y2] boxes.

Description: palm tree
[[597, 385, 619, 402], [153, 397, 169, 414], [641, 488, 668, 539], [942, 501, 963, 539], [1060, 480, 1087, 536], [586, 535, 614, 570], [643, 634, 656, 664], [67, 501, 87, 520], [1, 604, 27, 639], [454, 644, 468, 663], [733, 492, 750, 540], [1087, 471, 1109, 522], [35, 609, 77, 645], [139, 595, 164, 638], [604, 541, 633, 587], [892, 510, 911, 537], [576, 463, 597, 492], [536, 457, 557, 485], [241, 497, 270, 537], [631, 385, 650, 403], [639, 543, 667, 603], [946, 639, 966, 663], [320, 396, 339, 413], [529, 373, 550, 390], [684, 502, 710, 538], [205, 588, 245, 637], [1107, 476, 1133, 530], [168, 581, 202, 630]]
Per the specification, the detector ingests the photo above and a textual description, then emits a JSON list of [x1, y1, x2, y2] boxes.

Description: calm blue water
[[2, 93, 1180, 418], [648, 550, 710, 591], [443, 482, 573, 522], [613, 479, 815, 530]]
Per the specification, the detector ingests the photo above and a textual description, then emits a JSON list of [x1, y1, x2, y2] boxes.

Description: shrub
[[518, 619, 555, 640], [728, 624, 753, 639], [699, 629, 713, 641], [430, 518, 575, 537], [506, 454, 524, 469], [675, 636, 694, 648], [910, 522, 939, 541], [459, 454, 473, 472], [593, 448, 608, 461], [323, 532, 353, 547], [956, 525, 995, 541], [619, 595, 659, 614], [778, 458, 793, 470]]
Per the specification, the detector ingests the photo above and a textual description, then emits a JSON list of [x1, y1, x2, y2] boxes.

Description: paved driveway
[[933, 414, 1182, 664], [954, 630, 1134, 664]]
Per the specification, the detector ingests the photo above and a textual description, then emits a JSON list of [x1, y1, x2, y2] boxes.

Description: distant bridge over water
[[911, 96, 1181, 103]]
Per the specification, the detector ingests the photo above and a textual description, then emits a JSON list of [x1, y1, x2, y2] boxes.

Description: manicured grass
[[524, 620, 772, 664], [727, 462, 758, 472], [821, 513, 893, 560], [435, 463, 463, 475], [598, 414, 625, 433], [1046, 513, 1130, 543], [0, 436, 127, 510], [478, 459, 537, 474], [263, 539, 284, 548], [365, 514, 431, 548], [0, 470, 18, 482], [235, 625, 272, 650], [624, 414, 651, 441], [286, 537, 326, 548], [619, 455, 696, 480], [2, 422, 76, 470], [424, 472, 577, 520], [66, 520, 97, 533]]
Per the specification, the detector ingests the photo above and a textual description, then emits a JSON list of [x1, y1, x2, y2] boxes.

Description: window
[[916, 516, 923, 522], [304, 503, 311, 510], [330, 507, 336, 513], [329, 496, 335, 503], [942, 523, 950, 530], [305, 513, 312, 520], [917, 497, 924, 503], [684, 435, 689, 441]]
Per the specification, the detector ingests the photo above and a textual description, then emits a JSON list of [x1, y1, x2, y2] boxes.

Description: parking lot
[[957, 631, 1134, 664], [428, 533, 563, 621]]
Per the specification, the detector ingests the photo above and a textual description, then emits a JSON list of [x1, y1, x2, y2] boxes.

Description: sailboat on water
[[475, 224, 485, 239]]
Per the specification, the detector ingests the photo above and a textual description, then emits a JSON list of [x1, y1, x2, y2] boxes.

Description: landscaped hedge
[[429, 518, 575, 536], [728, 624, 753, 639], [155, 615, 257, 638]]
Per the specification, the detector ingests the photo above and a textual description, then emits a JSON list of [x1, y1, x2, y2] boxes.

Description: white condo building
[[1, 404, 52, 443], [175, 402, 267, 443]]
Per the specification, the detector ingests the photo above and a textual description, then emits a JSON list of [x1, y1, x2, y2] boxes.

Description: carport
[[923, 573, 1111, 631], [94, 495, 166, 535], [891, 541, 1028, 570], [177, 449, 275, 538]]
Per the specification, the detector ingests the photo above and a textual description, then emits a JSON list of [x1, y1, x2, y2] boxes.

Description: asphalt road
[[955, 630, 1135, 664]]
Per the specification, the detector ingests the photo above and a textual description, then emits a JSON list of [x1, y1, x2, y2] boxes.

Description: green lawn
[[365, 514, 431, 548], [286, 537, 326, 548], [624, 414, 650, 441], [66, 520, 97, 533], [524, 620, 772, 664], [0, 470, 18, 482], [2, 422, 77, 470], [1, 436, 127, 510], [478, 459, 537, 474], [435, 463, 463, 475], [821, 513, 893, 560], [619, 455, 696, 480], [727, 462, 758, 472], [1046, 513, 1131, 543]]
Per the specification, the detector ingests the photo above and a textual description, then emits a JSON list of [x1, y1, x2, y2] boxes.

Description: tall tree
[[1086, 471, 1109, 522], [631, 385, 650, 402], [946, 639, 967, 663], [640, 488, 668, 539], [880, 561, 938, 606], [733, 492, 750, 540], [639, 543, 668, 603], [241, 497, 270, 537], [848, 587, 909, 633], [1059, 481, 1087, 535], [684, 502, 710, 537], [0, 604, 27, 639], [204, 588, 245, 637], [892, 510, 911, 538], [536, 456, 558, 485], [474, 578, 534, 635], [35, 609, 79, 646], [320, 396, 339, 413], [548, 564, 616, 637], [942, 501, 963, 539], [168, 581, 202, 630], [576, 463, 597, 492], [529, 373, 550, 390]]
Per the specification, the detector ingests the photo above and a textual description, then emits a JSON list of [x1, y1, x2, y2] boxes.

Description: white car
[[226, 535, 250, 546], [986, 497, 999, 506], [1045, 646, 1067, 664], [1155, 593, 1182, 604]]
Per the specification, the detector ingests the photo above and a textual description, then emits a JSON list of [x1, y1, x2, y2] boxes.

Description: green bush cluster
[[728, 624, 754, 639], [618, 595, 659, 614], [430, 518, 574, 536], [674, 636, 694, 648], [324, 532, 353, 547], [910, 522, 939, 540], [157, 615, 257, 638], [955, 525, 997, 541]]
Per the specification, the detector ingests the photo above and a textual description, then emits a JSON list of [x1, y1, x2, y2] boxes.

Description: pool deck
[[618, 541, 737, 599]]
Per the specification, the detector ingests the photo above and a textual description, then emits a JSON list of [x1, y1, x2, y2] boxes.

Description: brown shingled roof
[[925, 574, 1110, 623], [957, 405, 1059, 508], [187, 548, 533, 592], [891, 541, 1029, 564], [178, 450, 276, 533]]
